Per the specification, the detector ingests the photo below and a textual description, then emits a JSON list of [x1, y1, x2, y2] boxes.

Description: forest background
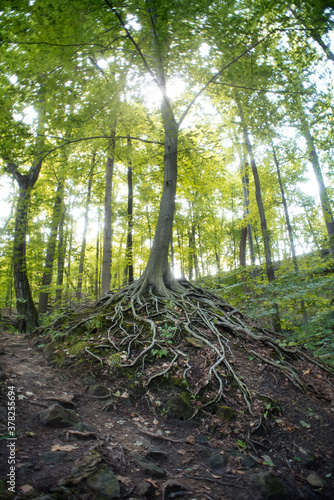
[[0, 0, 334, 365]]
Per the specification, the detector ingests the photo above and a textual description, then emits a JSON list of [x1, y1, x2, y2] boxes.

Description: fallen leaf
[[153, 418, 158, 425], [51, 444, 77, 452], [185, 435, 195, 444], [19, 485, 34, 495], [115, 475, 132, 486], [262, 454, 275, 467], [25, 431, 35, 437]]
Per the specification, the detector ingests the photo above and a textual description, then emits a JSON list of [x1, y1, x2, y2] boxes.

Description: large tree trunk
[[7, 161, 43, 332], [101, 128, 116, 296], [139, 105, 179, 294], [38, 178, 65, 313], [76, 156, 95, 300]]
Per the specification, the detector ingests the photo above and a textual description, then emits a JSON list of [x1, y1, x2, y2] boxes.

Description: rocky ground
[[0, 330, 334, 500]]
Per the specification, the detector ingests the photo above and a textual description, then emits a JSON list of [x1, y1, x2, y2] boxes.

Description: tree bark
[[101, 127, 116, 296], [272, 144, 308, 326], [297, 104, 334, 260], [7, 160, 43, 332], [76, 155, 95, 300], [235, 97, 281, 332], [124, 138, 134, 284], [38, 178, 65, 313], [55, 206, 66, 308]]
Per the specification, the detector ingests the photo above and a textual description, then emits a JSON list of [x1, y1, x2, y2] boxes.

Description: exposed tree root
[[45, 278, 334, 420]]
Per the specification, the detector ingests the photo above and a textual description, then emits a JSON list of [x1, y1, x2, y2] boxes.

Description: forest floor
[[0, 329, 334, 500]]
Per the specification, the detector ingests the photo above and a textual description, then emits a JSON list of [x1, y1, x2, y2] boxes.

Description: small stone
[[215, 404, 236, 421], [132, 453, 165, 477], [240, 456, 256, 468], [80, 374, 97, 386], [251, 471, 290, 499], [306, 472, 325, 488], [146, 446, 169, 462], [87, 384, 110, 397], [136, 480, 155, 497], [298, 485, 322, 499], [186, 336, 205, 347], [167, 392, 192, 420], [209, 454, 226, 470], [41, 451, 68, 464], [39, 404, 79, 427], [86, 464, 120, 499], [75, 421, 98, 433]]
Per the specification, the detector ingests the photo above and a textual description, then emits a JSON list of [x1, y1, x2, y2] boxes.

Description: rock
[[196, 435, 210, 445], [146, 445, 170, 462], [301, 454, 316, 468], [161, 479, 190, 498], [297, 485, 322, 499], [136, 480, 155, 497], [186, 336, 205, 347], [86, 464, 120, 499], [240, 455, 256, 468], [215, 404, 236, 421], [43, 344, 57, 363], [39, 404, 79, 427], [251, 471, 290, 500], [167, 392, 192, 420], [79, 374, 96, 386], [209, 454, 226, 469], [306, 472, 325, 488], [41, 451, 69, 464], [132, 453, 165, 477], [86, 384, 110, 397], [75, 421, 98, 433], [102, 399, 115, 412], [0, 405, 7, 419]]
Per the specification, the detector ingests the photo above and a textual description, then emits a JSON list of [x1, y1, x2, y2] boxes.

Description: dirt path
[[0, 331, 333, 499]]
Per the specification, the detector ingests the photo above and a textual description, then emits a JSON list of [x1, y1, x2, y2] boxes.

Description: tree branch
[[178, 31, 276, 127], [211, 81, 310, 95]]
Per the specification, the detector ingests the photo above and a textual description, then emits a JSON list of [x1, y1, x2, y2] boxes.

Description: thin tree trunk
[[101, 127, 116, 296], [236, 97, 281, 332], [176, 224, 185, 279], [297, 103, 334, 260], [95, 219, 100, 300], [288, 6, 334, 63], [38, 178, 65, 313], [272, 144, 308, 327], [55, 206, 66, 308], [76, 156, 95, 300], [64, 214, 73, 305], [124, 138, 134, 284]]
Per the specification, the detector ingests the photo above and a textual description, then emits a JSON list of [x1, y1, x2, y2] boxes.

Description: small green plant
[[264, 403, 271, 419], [158, 322, 177, 340], [152, 347, 168, 358], [236, 439, 246, 451]]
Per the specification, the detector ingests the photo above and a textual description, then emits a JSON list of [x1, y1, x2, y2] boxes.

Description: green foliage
[[202, 252, 334, 365]]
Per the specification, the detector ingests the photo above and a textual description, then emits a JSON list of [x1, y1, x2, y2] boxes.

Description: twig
[[133, 423, 183, 443]]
